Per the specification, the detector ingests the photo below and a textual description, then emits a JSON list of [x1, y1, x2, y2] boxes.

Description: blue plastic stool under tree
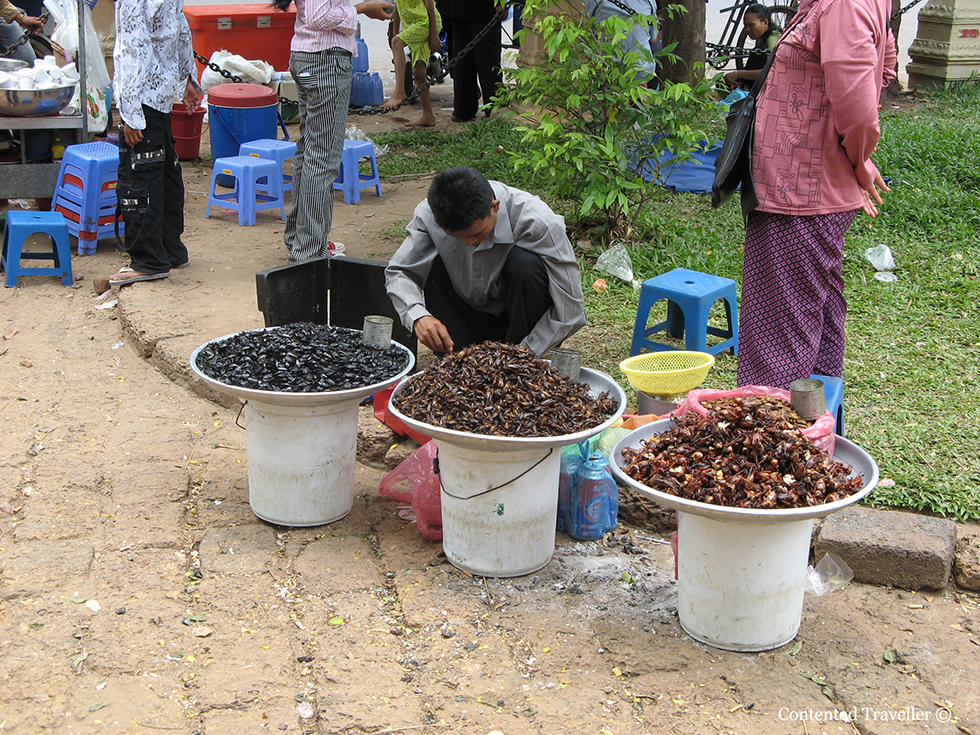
[[630, 268, 739, 356], [333, 140, 382, 205], [811, 374, 845, 436], [205, 156, 285, 227], [239, 138, 298, 194], [2, 211, 73, 288]]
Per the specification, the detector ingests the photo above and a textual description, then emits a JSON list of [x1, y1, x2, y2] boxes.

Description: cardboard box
[[184, 4, 296, 73]]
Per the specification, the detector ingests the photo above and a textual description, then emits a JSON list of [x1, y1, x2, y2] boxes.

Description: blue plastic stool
[[54, 196, 123, 255], [2, 211, 73, 288], [50, 141, 120, 232], [811, 374, 844, 436], [239, 138, 298, 194], [630, 268, 738, 355], [332, 139, 382, 205], [206, 156, 285, 227]]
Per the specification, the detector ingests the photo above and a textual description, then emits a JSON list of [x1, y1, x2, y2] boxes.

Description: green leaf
[[89, 703, 110, 713], [789, 641, 803, 657], [329, 616, 345, 626]]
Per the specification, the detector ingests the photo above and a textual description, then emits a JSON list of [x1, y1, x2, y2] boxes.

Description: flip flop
[[171, 260, 190, 269], [109, 266, 170, 287]]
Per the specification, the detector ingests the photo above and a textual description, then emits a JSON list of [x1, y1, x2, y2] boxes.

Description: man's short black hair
[[427, 167, 495, 233]]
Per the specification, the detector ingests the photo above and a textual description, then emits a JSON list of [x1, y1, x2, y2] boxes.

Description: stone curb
[[815, 505, 979, 591]]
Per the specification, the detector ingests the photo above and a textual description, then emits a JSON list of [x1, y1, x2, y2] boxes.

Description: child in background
[[381, 0, 441, 127]]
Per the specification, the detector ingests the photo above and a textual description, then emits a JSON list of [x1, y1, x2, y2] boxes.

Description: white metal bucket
[[676, 512, 813, 651], [437, 441, 562, 577], [244, 399, 359, 527]]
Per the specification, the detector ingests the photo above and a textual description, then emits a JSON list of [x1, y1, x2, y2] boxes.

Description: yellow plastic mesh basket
[[619, 351, 715, 395]]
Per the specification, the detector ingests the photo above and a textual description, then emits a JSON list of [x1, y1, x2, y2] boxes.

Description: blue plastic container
[[350, 72, 383, 107], [354, 35, 370, 73], [208, 83, 283, 187]]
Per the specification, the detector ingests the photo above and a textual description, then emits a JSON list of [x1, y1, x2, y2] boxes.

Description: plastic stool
[[206, 156, 285, 227], [811, 374, 844, 435], [51, 141, 120, 230], [54, 199, 123, 253], [2, 211, 73, 288], [630, 268, 738, 355], [332, 139, 382, 204], [239, 138, 297, 194]]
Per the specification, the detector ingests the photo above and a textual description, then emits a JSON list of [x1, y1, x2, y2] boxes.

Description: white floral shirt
[[113, 0, 196, 130]]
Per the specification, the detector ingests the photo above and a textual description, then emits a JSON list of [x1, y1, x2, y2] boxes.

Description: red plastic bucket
[[171, 102, 207, 160]]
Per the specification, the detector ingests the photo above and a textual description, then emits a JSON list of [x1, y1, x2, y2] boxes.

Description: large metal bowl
[[0, 85, 75, 117], [611, 418, 879, 522]]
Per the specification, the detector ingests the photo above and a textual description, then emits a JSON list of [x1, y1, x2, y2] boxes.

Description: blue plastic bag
[[558, 439, 619, 540]]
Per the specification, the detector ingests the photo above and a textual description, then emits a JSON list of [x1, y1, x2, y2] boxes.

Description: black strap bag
[[711, 49, 777, 222]]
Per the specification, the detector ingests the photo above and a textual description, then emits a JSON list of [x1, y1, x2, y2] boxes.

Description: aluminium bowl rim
[[387, 363, 627, 451], [611, 418, 879, 522], [189, 325, 416, 407]]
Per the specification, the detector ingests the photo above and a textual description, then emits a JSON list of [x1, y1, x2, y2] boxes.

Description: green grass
[[371, 87, 980, 521]]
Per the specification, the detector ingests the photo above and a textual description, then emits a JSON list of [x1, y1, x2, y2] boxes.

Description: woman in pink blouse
[[736, 0, 896, 390]]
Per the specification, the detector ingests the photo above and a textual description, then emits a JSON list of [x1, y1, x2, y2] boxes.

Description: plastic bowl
[[619, 351, 714, 395], [0, 85, 75, 117]]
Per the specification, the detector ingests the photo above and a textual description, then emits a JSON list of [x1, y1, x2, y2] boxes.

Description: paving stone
[[953, 525, 980, 591], [814, 506, 956, 590]]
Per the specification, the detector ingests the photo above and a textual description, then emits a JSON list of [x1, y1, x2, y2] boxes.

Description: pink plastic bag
[[669, 385, 836, 454], [379, 442, 442, 541]]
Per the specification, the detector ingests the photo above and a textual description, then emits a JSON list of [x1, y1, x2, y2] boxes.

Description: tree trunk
[[660, 0, 707, 84], [883, 0, 905, 97]]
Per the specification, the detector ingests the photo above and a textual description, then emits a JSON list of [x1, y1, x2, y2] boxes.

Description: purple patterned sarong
[[736, 209, 857, 389]]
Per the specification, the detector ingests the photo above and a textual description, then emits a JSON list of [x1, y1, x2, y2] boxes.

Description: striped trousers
[[285, 49, 353, 262], [736, 209, 857, 390]]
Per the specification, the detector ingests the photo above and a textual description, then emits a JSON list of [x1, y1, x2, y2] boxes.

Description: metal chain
[[892, 0, 926, 21], [193, 1, 514, 117], [0, 11, 50, 59]]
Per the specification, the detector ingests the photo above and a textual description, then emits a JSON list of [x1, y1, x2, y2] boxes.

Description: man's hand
[[183, 79, 203, 111], [122, 123, 144, 147], [355, 1, 394, 21], [413, 315, 454, 354], [15, 13, 44, 31]]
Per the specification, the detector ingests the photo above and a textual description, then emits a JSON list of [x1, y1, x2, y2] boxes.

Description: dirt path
[[1, 94, 978, 734]]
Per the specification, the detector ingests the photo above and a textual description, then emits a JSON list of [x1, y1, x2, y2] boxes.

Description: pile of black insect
[[194, 323, 410, 393], [392, 341, 619, 437]]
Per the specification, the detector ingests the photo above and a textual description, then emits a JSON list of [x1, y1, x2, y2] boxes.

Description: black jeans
[[117, 106, 187, 274], [424, 246, 552, 351]]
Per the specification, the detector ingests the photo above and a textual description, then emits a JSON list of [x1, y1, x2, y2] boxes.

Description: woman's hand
[[355, 1, 394, 21], [724, 71, 740, 90], [860, 168, 890, 217], [428, 31, 441, 52]]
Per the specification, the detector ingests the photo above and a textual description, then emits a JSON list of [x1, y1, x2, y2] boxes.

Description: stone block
[[814, 506, 956, 590], [953, 525, 980, 591]]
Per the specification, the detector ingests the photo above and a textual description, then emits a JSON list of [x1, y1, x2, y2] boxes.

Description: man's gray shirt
[[385, 182, 587, 356]]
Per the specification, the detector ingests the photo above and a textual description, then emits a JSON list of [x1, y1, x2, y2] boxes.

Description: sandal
[[109, 266, 170, 287]]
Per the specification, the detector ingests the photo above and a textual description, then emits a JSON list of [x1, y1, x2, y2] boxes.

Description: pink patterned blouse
[[752, 0, 897, 215]]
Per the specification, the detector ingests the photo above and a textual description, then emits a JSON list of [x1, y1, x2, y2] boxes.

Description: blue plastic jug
[[354, 35, 370, 73]]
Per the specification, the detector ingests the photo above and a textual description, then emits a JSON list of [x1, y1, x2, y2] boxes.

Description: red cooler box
[[185, 4, 296, 72]]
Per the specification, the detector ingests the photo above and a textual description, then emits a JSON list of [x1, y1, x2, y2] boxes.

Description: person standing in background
[[271, 0, 394, 263], [443, 0, 503, 122], [109, 0, 203, 287], [381, 0, 441, 126], [736, 0, 896, 389]]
